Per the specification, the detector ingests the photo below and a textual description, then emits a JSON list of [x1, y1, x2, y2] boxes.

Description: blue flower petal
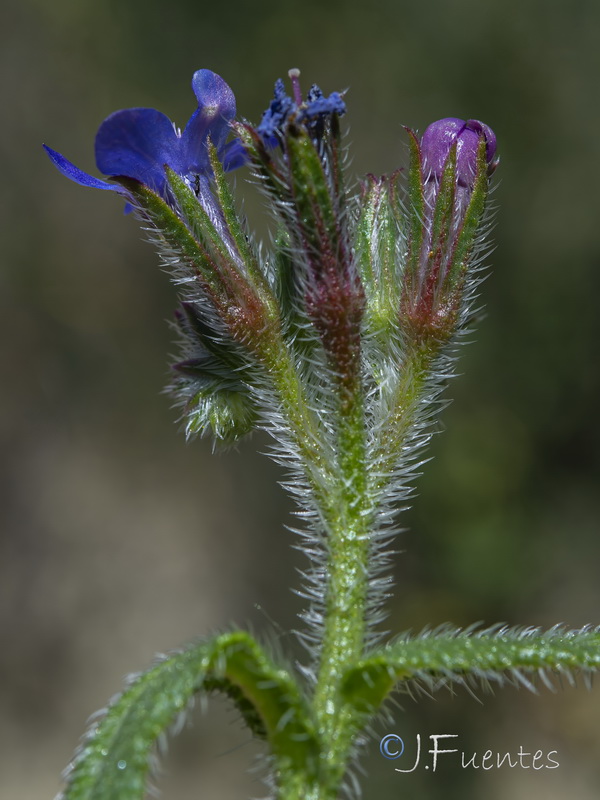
[[219, 139, 248, 172], [43, 144, 125, 192], [301, 89, 346, 120], [191, 69, 237, 128], [180, 108, 212, 173], [257, 78, 295, 142], [95, 109, 181, 194], [183, 70, 237, 168]]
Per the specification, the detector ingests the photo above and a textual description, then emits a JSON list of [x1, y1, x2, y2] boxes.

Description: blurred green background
[[2, 0, 599, 797]]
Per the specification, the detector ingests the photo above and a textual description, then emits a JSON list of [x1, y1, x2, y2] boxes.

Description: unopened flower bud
[[421, 117, 497, 188], [400, 116, 497, 344]]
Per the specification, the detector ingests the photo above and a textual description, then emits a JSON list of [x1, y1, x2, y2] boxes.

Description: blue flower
[[257, 74, 346, 146], [257, 79, 296, 145], [302, 84, 346, 120], [44, 69, 246, 201]]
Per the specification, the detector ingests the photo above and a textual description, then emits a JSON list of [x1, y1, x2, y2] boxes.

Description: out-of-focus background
[[2, 0, 599, 797]]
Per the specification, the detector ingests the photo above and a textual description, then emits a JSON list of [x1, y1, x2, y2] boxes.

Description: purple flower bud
[[420, 117, 497, 187]]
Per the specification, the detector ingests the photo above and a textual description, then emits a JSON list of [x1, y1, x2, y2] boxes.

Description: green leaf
[[341, 625, 600, 715], [61, 631, 319, 800]]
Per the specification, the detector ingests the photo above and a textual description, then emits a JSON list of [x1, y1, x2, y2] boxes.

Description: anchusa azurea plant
[[45, 68, 600, 800]]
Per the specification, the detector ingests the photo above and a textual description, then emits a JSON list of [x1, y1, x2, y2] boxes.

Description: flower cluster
[[45, 68, 497, 442]]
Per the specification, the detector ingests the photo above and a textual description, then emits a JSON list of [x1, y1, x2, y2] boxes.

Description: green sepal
[[404, 129, 426, 284], [172, 302, 260, 444], [163, 169, 280, 352], [61, 631, 320, 800], [184, 381, 259, 444], [115, 178, 224, 301], [355, 174, 401, 336], [271, 230, 311, 343], [164, 168, 244, 295], [175, 300, 242, 365], [445, 136, 489, 291], [341, 626, 600, 716], [283, 125, 365, 385], [232, 122, 288, 205], [272, 229, 298, 323], [285, 125, 343, 262], [428, 142, 457, 267], [206, 142, 276, 309], [328, 112, 346, 221]]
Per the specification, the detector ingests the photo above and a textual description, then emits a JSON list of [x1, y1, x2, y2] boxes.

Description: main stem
[[260, 334, 371, 798], [266, 330, 438, 798], [312, 377, 371, 793], [307, 346, 436, 797]]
